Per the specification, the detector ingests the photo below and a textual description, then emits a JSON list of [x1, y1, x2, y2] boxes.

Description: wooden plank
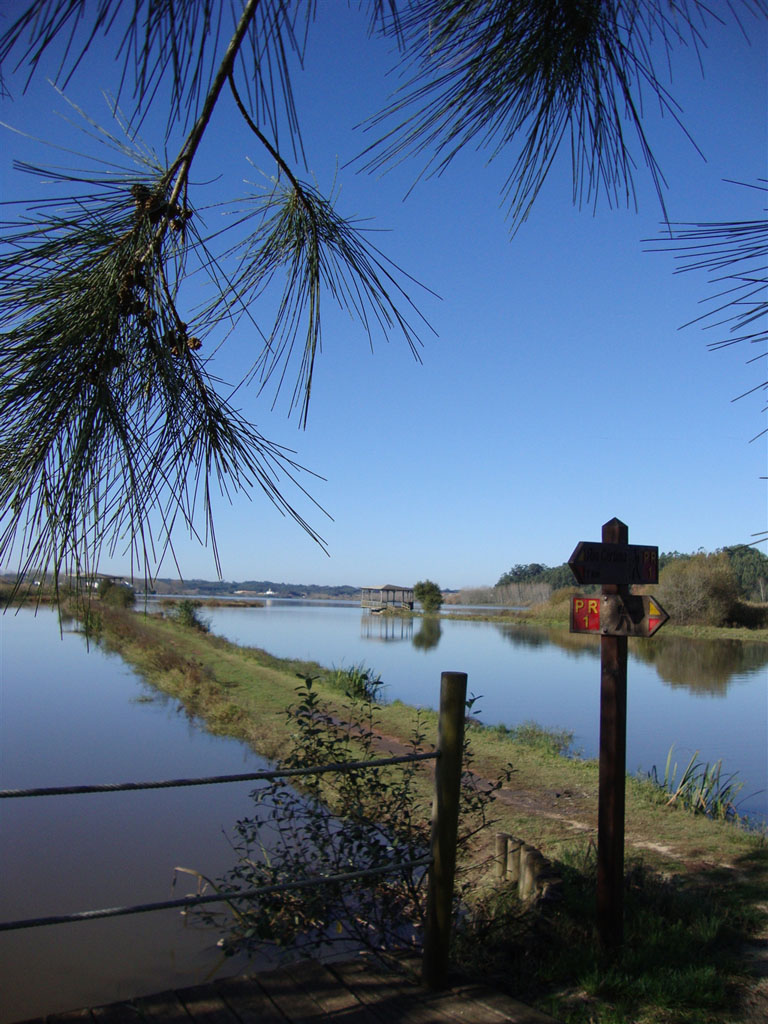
[[328, 958, 461, 1023], [448, 983, 562, 1024], [253, 963, 337, 1022], [19, 959, 562, 1024], [40, 1012, 95, 1023], [214, 975, 289, 1024], [90, 1001, 148, 1022], [415, 989, 525, 1024], [276, 960, 379, 1020], [331, 959, 562, 1024], [176, 982, 243, 1024], [107, 990, 190, 1021]]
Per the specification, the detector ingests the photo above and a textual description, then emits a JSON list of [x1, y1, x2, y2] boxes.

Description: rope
[[0, 751, 438, 799], [0, 857, 433, 932]]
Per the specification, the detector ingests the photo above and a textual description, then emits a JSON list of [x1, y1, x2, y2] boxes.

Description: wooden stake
[[422, 671, 467, 989]]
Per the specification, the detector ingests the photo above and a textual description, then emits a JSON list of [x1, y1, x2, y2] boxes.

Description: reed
[[646, 746, 745, 822], [325, 662, 383, 701]]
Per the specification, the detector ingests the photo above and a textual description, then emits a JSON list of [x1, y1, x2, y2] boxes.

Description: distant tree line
[[496, 547, 767, 605], [494, 546, 767, 627], [495, 563, 577, 591]]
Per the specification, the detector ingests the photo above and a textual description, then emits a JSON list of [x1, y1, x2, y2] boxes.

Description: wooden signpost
[[568, 518, 669, 951]]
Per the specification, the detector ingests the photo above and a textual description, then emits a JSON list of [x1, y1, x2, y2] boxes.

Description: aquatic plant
[[325, 662, 383, 701], [645, 746, 745, 822]]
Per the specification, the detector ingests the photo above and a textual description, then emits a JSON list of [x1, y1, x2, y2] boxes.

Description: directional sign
[[569, 542, 659, 586], [570, 594, 669, 637]]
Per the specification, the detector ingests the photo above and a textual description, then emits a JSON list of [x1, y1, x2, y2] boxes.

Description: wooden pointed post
[[422, 671, 467, 989], [597, 517, 629, 950]]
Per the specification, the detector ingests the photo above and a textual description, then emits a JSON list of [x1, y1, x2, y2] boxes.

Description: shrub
[[195, 677, 507, 959], [657, 554, 740, 626], [98, 578, 135, 608], [414, 579, 443, 612], [172, 598, 209, 631]]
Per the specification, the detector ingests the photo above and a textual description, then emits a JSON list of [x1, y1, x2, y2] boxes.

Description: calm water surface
[[0, 608, 269, 1023], [204, 600, 768, 823]]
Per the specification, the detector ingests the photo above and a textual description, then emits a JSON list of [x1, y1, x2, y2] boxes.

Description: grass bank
[[89, 606, 767, 1023]]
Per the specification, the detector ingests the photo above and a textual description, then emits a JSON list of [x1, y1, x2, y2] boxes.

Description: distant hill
[[151, 578, 361, 599]]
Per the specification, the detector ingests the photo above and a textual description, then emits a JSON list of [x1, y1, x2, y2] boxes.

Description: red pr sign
[[571, 596, 601, 633]]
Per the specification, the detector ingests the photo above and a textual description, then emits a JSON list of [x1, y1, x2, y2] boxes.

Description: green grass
[[455, 844, 767, 1024], [485, 719, 575, 756]]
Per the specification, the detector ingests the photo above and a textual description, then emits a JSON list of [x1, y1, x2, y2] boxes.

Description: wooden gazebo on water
[[360, 584, 414, 612]]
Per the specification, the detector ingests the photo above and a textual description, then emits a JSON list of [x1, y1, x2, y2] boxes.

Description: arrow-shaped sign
[[570, 594, 669, 637], [569, 541, 659, 585]]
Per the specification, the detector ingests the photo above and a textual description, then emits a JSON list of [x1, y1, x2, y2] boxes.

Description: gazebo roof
[[364, 584, 412, 591]]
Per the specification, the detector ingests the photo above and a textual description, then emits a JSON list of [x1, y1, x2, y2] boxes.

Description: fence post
[[494, 833, 508, 879], [422, 670, 467, 989]]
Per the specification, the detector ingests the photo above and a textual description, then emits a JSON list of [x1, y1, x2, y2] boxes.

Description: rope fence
[[0, 857, 433, 933], [0, 750, 439, 934], [0, 751, 438, 799], [1, 670, 469, 989]]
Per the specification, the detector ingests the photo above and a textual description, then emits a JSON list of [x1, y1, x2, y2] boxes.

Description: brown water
[[0, 608, 273, 1023]]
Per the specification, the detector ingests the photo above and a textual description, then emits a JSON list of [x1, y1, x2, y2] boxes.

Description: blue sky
[[1, 3, 766, 589]]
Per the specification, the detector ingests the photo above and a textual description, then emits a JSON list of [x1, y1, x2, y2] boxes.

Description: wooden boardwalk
[[21, 956, 561, 1023]]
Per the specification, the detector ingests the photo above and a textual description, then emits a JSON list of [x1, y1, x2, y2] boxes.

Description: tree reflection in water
[[631, 636, 768, 695], [496, 622, 767, 696], [412, 616, 442, 651]]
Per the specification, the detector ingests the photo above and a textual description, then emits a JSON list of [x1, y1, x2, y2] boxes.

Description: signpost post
[[568, 518, 668, 951]]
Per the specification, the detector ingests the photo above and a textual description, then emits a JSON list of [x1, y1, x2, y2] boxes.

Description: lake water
[[1, 600, 766, 1021], [0, 608, 271, 1023]]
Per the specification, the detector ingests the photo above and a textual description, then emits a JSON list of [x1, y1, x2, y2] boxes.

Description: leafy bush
[[729, 599, 768, 628], [657, 554, 740, 626], [195, 677, 507, 959], [97, 578, 135, 608], [414, 579, 443, 612], [171, 598, 210, 631]]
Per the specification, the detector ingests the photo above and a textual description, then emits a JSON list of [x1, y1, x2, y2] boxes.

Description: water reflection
[[494, 619, 768, 695], [631, 635, 768, 695], [0, 608, 270, 1022], [412, 616, 442, 651], [360, 612, 414, 642], [496, 622, 600, 657]]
